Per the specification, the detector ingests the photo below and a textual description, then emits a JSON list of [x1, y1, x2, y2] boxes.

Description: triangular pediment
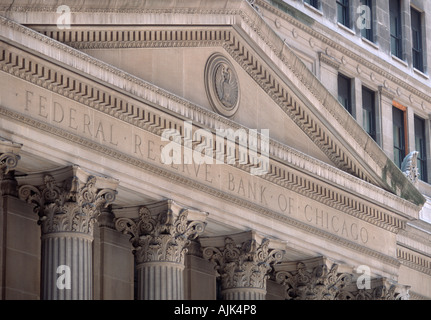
[[4, 0, 424, 206]]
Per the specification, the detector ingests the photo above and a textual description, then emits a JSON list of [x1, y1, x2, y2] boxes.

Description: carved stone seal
[[204, 53, 240, 117]]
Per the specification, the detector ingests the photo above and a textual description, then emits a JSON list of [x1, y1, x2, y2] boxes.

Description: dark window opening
[[304, 0, 319, 9], [411, 7, 424, 72], [360, 0, 373, 42], [338, 74, 352, 114], [415, 116, 428, 182], [390, 0, 402, 59], [362, 87, 376, 140], [337, 0, 350, 27], [393, 105, 407, 168]]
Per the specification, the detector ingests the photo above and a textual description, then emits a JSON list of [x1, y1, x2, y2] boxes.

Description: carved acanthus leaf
[[202, 237, 284, 291], [115, 205, 206, 264], [275, 262, 353, 300], [19, 174, 117, 235]]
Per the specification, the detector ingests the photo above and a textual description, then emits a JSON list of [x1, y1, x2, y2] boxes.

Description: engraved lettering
[[69, 108, 78, 130], [237, 178, 245, 197], [147, 140, 156, 161], [95, 121, 106, 141], [160, 128, 181, 165], [39, 95, 48, 119], [83, 114, 92, 136], [228, 172, 235, 191], [278, 193, 287, 212], [341, 221, 348, 237], [134, 134, 143, 156], [360, 227, 369, 244], [260, 186, 267, 205], [316, 209, 324, 228], [53, 102, 64, 123], [193, 162, 201, 177], [331, 216, 340, 233], [304, 204, 313, 222], [205, 164, 212, 184], [351, 223, 359, 240], [109, 124, 118, 146], [25, 90, 33, 111], [248, 181, 256, 200], [193, 128, 213, 165]]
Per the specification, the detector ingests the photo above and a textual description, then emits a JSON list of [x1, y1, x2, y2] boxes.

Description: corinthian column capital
[[274, 257, 353, 300], [351, 278, 410, 300], [201, 231, 285, 299], [115, 200, 208, 265], [0, 152, 20, 176], [18, 165, 118, 236], [0, 138, 22, 196]]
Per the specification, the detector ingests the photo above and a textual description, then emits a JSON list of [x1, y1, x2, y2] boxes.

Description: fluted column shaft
[[115, 200, 207, 300], [19, 166, 118, 300], [137, 262, 184, 300], [41, 233, 93, 300], [222, 288, 266, 300]]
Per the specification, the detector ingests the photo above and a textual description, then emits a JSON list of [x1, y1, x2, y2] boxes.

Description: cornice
[[25, 25, 421, 212], [0, 37, 417, 233], [0, 105, 402, 268], [1, 3, 425, 206], [1, 13, 423, 223], [0, 0, 427, 206], [397, 246, 431, 277], [257, 0, 431, 105]]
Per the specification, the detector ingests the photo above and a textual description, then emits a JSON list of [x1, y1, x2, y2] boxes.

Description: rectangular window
[[362, 87, 376, 140], [304, 0, 319, 9], [360, 0, 373, 42], [337, 0, 350, 27], [414, 116, 428, 182], [411, 8, 424, 72], [338, 74, 352, 114], [393, 104, 407, 168], [390, 0, 402, 59]]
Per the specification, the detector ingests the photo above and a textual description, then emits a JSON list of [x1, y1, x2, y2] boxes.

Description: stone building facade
[[0, 0, 430, 300]]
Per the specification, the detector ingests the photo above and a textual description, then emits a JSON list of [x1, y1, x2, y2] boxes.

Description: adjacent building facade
[[0, 0, 430, 300]]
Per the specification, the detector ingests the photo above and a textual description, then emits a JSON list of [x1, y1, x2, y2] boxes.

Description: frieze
[[1, 17, 423, 210], [0, 43, 416, 232], [0, 59, 410, 235], [0, 28, 419, 267], [25, 19, 391, 186], [0, 102, 402, 267]]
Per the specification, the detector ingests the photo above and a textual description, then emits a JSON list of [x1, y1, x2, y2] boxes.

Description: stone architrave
[[18, 165, 118, 300], [114, 200, 207, 300], [201, 231, 285, 300], [274, 258, 353, 300]]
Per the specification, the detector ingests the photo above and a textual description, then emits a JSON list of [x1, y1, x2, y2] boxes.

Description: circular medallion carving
[[205, 53, 240, 117]]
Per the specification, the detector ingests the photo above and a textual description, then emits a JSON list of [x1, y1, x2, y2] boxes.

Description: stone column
[[18, 165, 118, 300], [349, 278, 410, 300], [0, 139, 22, 299], [201, 231, 285, 300], [115, 200, 207, 300], [274, 257, 353, 300], [0, 152, 20, 197]]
